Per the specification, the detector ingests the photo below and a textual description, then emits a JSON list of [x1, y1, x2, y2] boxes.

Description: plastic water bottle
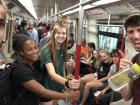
[[108, 63, 140, 91]]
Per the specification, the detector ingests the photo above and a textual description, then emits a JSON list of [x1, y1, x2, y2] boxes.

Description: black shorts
[[40, 97, 52, 102]]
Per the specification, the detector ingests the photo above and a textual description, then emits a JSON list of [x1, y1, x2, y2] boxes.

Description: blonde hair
[[43, 23, 68, 67], [99, 49, 112, 63], [62, 15, 70, 20], [99, 49, 110, 55]]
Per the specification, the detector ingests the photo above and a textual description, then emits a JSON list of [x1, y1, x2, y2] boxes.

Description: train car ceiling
[[85, 0, 140, 24], [3, 0, 140, 20], [4, 0, 35, 19], [32, 0, 80, 19]]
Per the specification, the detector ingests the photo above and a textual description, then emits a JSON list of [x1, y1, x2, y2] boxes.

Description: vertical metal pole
[[46, 10, 49, 23], [55, 1, 58, 20], [50, 8, 54, 24], [72, 0, 84, 104], [107, 13, 111, 25], [50, 8, 53, 16], [46, 10, 49, 19]]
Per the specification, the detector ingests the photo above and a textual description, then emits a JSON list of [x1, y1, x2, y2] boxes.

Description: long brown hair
[[43, 23, 68, 67]]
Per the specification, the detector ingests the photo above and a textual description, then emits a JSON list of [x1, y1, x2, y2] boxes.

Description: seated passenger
[[87, 42, 96, 58], [86, 50, 101, 73], [80, 39, 88, 60], [79, 50, 113, 105], [96, 49, 122, 105]]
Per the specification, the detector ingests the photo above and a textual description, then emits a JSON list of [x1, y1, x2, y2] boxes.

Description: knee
[[84, 83, 92, 90]]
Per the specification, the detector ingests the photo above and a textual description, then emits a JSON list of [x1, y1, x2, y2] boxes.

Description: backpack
[[0, 63, 15, 105], [0, 63, 25, 105]]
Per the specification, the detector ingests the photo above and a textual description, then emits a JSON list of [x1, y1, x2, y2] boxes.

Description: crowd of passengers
[[0, 13, 123, 105]]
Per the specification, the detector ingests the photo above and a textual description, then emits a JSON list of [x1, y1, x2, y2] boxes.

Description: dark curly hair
[[124, 12, 140, 30], [12, 34, 32, 60]]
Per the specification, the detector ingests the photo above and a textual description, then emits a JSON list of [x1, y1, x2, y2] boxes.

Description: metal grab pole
[[107, 14, 111, 25], [72, 0, 84, 104], [50, 0, 94, 18]]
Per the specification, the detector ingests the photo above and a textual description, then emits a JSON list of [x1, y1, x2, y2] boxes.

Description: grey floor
[[58, 100, 71, 105], [58, 99, 132, 105]]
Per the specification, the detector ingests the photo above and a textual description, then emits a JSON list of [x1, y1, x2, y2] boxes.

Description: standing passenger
[[61, 15, 71, 32], [16, 20, 30, 36], [59, 15, 75, 50], [0, 0, 6, 65], [40, 23, 80, 105], [30, 22, 39, 46], [0, 0, 6, 43], [119, 13, 140, 105]]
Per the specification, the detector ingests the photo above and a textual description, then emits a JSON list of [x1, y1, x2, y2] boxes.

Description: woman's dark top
[[92, 57, 102, 73], [97, 61, 113, 80], [12, 61, 40, 105]]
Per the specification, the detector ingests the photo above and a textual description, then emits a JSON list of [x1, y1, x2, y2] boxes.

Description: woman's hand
[[69, 79, 80, 89], [101, 89, 107, 95], [67, 90, 80, 101]]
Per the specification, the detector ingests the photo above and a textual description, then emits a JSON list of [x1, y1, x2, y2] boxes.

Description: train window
[[98, 26, 123, 52], [99, 35, 118, 52], [99, 26, 120, 34]]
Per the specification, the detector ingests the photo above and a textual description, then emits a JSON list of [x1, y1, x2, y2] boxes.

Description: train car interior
[[1, 0, 140, 105]]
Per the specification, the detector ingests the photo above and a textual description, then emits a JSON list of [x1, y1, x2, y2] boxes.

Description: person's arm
[[46, 63, 80, 89], [86, 55, 93, 64], [23, 79, 79, 101], [99, 65, 115, 82], [98, 76, 108, 82], [119, 80, 133, 101], [101, 85, 111, 95], [98, 71, 112, 82], [46, 63, 67, 85], [119, 50, 133, 100]]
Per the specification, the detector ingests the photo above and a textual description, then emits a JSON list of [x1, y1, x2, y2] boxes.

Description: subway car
[[1, 0, 140, 105]]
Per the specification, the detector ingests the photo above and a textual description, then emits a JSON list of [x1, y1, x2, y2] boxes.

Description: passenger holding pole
[[40, 23, 80, 105], [118, 13, 140, 105]]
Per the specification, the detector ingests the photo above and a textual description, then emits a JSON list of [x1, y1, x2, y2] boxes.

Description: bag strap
[[110, 91, 115, 103], [12, 90, 26, 105]]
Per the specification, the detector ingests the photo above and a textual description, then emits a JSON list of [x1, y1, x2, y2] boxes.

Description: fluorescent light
[[62, 11, 73, 15], [83, 4, 96, 9], [92, 0, 121, 6], [72, 8, 79, 12], [62, 8, 79, 15], [18, 0, 37, 19]]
